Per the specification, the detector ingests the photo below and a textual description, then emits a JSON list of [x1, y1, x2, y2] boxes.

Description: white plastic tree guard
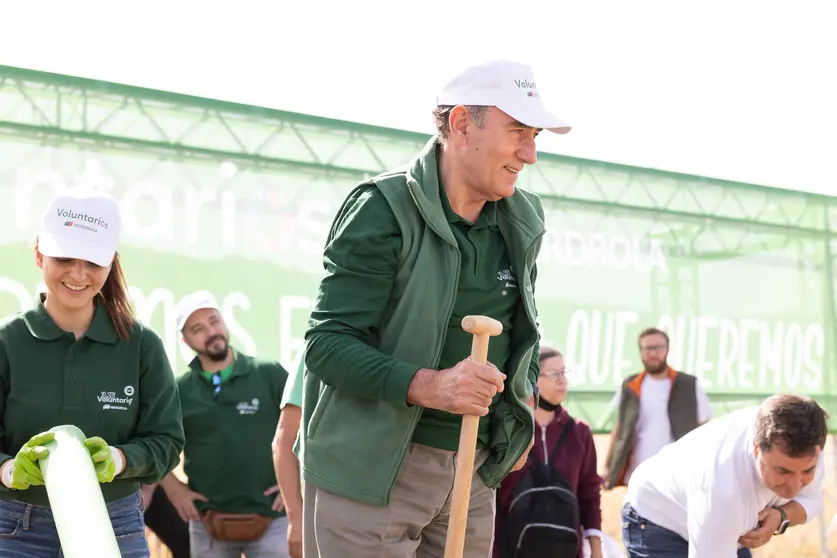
[[40, 425, 121, 558]]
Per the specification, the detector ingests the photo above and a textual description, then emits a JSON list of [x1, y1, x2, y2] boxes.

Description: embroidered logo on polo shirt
[[497, 266, 518, 291], [98, 390, 134, 411], [236, 398, 260, 415]]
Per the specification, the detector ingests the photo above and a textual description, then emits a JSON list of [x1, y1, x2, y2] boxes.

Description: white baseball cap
[[436, 60, 572, 134], [175, 290, 220, 332], [38, 186, 122, 267]]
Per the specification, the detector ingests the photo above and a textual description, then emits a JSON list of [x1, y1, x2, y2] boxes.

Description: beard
[[204, 335, 229, 362], [643, 359, 668, 375]]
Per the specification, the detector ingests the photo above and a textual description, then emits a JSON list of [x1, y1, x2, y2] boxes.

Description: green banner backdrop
[[1, 65, 835, 432]]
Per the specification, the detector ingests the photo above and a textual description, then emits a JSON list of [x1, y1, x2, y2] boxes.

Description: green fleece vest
[[299, 137, 545, 506], [605, 369, 699, 489]]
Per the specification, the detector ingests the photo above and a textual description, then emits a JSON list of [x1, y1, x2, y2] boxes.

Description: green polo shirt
[[202, 362, 235, 384], [177, 351, 288, 517], [0, 295, 186, 506], [410, 181, 519, 451]]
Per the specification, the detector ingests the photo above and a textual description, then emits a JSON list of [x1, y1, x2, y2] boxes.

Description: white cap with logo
[[38, 186, 122, 267], [175, 290, 221, 332], [436, 60, 572, 135]]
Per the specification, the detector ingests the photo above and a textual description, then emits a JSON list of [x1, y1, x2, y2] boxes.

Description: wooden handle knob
[[460, 315, 503, 337]]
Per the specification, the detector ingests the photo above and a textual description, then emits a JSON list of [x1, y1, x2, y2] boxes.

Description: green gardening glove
[[10, 431, 56, 490], [83, 437, 117, 483]]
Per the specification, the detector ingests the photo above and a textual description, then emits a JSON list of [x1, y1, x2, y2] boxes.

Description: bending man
[[622, 393, 827, 557]]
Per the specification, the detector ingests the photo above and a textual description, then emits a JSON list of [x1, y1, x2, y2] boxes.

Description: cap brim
[[499, 103, 572, 135], [38, 230, 115, 268]]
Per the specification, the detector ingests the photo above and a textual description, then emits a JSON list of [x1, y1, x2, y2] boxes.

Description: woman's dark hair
[[539, 346, 562, 362], [34, 239, 135, 340], [99, 252, 134, 340], [754, 394, 829, 457]]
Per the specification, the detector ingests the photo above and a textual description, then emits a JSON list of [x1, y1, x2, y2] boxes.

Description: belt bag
[[201, 510, 273, 546]]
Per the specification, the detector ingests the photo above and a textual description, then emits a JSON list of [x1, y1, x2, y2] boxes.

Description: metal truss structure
[[1, 64, 832, 234]]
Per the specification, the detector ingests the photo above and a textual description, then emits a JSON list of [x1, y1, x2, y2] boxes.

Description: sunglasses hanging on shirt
[[211, 372, 222, 401]]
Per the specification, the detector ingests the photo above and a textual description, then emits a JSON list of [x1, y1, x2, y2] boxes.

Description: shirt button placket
[[64, 345, 80, 409]]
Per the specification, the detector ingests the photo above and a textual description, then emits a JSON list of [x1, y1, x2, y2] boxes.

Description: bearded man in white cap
[[299, 60, 572, 558], [157, 291, 291, 558]]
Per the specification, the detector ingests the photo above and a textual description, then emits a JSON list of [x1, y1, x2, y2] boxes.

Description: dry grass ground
[[146, 436, 837, 557]]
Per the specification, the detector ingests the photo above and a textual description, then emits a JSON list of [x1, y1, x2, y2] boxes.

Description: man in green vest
[[604, 327, 712, 490], [159, 291, 291, 558], [299, 60, 572, 558]]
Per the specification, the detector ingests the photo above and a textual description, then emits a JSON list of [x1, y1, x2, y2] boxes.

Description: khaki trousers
[[303, 443, 495, 558]]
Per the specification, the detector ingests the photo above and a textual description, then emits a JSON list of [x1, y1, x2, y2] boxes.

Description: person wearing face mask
[[158, 291, 290, 558], [622, 394, 828, 557], [0, 186, 185, 557], [494, 346, 605, 558]]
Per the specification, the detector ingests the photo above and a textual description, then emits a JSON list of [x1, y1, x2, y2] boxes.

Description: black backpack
[[497, 418, 581, 558]]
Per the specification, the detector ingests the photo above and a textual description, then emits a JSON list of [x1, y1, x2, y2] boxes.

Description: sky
[[2, 0, 835, 195]]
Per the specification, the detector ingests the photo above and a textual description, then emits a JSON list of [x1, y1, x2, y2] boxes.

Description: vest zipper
[[541, 424, 548, 465], [520, 230, 546, 331], [435, 257, 460, 365], [500, 230, 548, 477], [386, 184, 462, 497], [405, 182, 461, 370]]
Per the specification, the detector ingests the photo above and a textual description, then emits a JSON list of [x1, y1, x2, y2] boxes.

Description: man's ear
[[448, 105, 471, 142]]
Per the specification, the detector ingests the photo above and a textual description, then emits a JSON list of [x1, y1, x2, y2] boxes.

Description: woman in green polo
[[0, 186, 186, 557]]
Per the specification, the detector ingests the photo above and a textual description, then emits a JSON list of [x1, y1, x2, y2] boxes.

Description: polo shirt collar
[[86, 300, 119, 344], [22, 293, 118, 344], [437, 163, 498, 228], [188, 348, 250, 377]]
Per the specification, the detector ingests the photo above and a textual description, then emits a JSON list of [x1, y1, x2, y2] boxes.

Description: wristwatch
[[772, 506, 790, 535]]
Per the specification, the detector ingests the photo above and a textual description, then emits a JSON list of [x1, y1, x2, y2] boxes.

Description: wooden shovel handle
[[444, 315, 503, 558]]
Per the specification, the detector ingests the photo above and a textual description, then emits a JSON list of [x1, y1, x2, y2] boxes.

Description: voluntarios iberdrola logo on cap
[[514, 78, 539, 98], [57, 208, 111, 233]]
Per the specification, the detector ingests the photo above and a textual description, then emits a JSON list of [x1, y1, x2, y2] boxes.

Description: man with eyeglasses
[[603, 327, 712, 490], [154, 290, 291, 558]]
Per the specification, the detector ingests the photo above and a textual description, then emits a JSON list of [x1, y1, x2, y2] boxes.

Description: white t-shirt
[[624, 406, 825, 558], [612, 373, 713, 482]]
